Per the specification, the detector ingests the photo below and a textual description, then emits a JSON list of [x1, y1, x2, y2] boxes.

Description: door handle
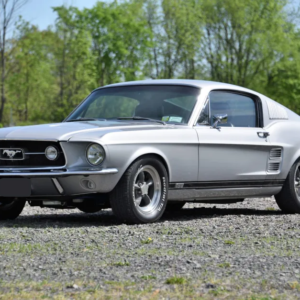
[[257, 132, 270, 138]]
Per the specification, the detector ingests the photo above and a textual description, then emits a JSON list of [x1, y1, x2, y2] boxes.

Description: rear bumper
[[0, 168, 119, 198]]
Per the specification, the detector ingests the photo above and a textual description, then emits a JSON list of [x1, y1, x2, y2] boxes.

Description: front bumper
[[0, 168, 119, 197]]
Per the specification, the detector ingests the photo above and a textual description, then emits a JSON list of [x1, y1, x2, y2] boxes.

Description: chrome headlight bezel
[[86, 143, 105, 166], [45, 146, 59, 161]]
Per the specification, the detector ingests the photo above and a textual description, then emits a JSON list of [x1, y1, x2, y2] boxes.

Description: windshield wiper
[[117, 117, 166, 125], [65, 118, 106, 122]]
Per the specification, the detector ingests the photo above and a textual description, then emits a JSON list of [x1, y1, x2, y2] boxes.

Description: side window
[[210, 91, 257, 127]]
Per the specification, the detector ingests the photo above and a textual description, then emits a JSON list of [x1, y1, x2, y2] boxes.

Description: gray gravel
[[0, 197, 300, 298]]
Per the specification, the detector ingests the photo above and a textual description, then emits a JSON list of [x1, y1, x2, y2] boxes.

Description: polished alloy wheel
[[133, 165, 161, 213]]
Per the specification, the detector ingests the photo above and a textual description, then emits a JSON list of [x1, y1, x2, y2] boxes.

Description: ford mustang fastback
[[0, 79, 299, 223]]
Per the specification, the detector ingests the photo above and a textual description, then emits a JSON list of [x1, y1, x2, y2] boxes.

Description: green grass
[[218, 262, 231, 268], [141, 275, 156, 280], [0, 278, 296, 300], [224, 240, 235, 245], [165, 276, 186, 285], [110, 261, 130, 267], [266, 207, 276, 211], [141, 237, 153, 244]]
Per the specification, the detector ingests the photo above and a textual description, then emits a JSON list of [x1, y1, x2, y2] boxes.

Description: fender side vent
[[268, 162, 280, 172], [270, 148, 282, 159]]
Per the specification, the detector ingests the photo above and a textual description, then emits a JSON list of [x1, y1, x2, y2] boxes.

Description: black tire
[[275, 160, 300, 213], [0, 199, 26, 220], [165, 201, 186, 211], [110, 156, 168, 224], [77, 203, 102, 214]]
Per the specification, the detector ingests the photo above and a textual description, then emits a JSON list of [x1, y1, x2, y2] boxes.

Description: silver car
[[0, 79, 299, 223]]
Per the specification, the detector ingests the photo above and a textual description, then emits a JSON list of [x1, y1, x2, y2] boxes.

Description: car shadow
[[0, 206, 284, 229]]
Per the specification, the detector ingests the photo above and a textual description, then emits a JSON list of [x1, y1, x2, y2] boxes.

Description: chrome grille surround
[[0, 141, 65, 168]]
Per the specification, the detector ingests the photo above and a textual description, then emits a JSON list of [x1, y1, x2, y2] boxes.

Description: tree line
[[1, 0, 300, 126]]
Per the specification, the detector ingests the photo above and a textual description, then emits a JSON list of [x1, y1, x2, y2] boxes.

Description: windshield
[[66, 85, 200, 124]]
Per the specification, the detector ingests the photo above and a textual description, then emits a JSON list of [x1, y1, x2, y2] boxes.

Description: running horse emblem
[[2, 150, 22, 158]]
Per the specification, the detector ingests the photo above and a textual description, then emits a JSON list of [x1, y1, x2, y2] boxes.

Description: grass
[[0, 279, 296, 300], [289, 281, 300, 291], [165, 276, 186, 285], [266, 207, 276, 211], [111, 262, 130, 267], [141, 275, 156, 280], [224, 240, 235, 245], [141, 237, 153, 244], [218, 262, 231, 268]]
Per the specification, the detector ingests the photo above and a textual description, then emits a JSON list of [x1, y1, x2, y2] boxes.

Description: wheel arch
[[112, 147, 172, 188], [130, 153, 170, 180]]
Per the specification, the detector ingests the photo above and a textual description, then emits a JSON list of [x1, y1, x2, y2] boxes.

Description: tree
[[6, 19, 55, 124], [200, 0, 290, 88], [0, 0, 28, 123], [82, 1, 151, 86], [51, 6, 96, 121]]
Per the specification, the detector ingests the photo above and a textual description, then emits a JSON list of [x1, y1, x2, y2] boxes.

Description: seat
[[134, 103, 163, 120]]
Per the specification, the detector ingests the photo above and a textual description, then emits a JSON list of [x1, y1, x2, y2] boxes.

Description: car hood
[[0, 120, 167, 141]]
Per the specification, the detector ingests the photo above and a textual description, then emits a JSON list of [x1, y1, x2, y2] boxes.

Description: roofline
[[93, 81, 202, 92]]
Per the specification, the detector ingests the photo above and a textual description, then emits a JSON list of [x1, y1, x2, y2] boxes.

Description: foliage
[[2, 0, 300, 125]]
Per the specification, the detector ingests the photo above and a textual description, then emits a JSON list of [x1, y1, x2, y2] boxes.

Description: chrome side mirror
[[212, 114, 228, 129]]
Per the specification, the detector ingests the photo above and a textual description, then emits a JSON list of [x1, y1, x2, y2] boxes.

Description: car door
[[194, 90, 270, 185]]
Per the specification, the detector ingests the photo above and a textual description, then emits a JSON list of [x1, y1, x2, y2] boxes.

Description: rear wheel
[[275, 160, 300, 213], [110, 156, 168, 224], [0, 198, 26, 220]]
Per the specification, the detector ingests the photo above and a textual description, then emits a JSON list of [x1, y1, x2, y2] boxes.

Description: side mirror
[[212, 114, 228, 129]]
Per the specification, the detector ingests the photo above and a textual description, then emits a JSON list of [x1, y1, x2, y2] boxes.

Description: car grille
[[0, 141, 65, 168]]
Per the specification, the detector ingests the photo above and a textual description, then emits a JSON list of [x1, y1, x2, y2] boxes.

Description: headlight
[[45, 146, 58, 160], [86, 144, 105, 165]]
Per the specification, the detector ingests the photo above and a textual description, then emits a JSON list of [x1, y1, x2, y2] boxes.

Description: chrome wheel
[[295, 163, 300, 198], [133, 165, 161, 214]]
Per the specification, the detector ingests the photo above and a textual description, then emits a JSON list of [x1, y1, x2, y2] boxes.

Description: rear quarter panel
[[267, 120, 300, 180]]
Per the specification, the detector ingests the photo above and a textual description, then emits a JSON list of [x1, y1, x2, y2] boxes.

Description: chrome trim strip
[[0, 138, 59, 142], [168, 187, 282, 200], [24, 152, 48, 155], [0, 166, 67, 171], [52, 178, 64, 194], [169, 179, 285, 190], [0, 168, 118, 177]]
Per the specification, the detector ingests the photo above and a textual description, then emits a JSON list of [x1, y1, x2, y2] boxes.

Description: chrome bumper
[[0, 168, 118, 177]]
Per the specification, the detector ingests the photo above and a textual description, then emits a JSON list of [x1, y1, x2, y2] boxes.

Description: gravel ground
[[0, 197, 300, 299]]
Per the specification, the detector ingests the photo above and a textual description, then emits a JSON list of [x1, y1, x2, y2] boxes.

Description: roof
[[97, 79, 262, 96]]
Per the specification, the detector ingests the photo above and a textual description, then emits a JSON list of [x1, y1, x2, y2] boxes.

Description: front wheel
[[275, 160, 300, 213], [0, 198, 26, 220], [110, 156, 168, 224]]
